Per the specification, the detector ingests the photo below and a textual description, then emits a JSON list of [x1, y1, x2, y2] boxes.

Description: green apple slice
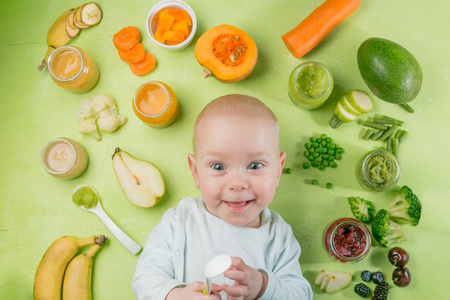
[[347, 90, 374, 114]]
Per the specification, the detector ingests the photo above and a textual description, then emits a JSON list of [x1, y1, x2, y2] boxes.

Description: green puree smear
[[72, 186, 99, 208], [366, 154, 396, 185], [296, 64, 329, 97]]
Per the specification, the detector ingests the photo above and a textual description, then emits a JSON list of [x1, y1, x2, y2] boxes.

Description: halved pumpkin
[[194, 25, 258, 83]]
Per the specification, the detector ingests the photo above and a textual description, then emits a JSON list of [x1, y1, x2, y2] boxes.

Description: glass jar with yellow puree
[[133, 81, 180, 128], [47, 46, 99, 93]]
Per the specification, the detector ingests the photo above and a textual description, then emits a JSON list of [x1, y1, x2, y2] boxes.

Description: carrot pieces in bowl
[[113, 26, 157, 76]]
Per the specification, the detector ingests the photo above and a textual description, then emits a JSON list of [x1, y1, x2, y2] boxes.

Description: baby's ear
[[187, 154, 200, 189], [277, 152, 287, 182]]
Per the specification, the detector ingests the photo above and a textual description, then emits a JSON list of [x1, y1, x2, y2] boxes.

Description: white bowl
[[146, 0, 197, 51]]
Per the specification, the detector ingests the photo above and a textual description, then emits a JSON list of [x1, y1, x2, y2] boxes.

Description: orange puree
[[133, 81, 179, 128], [48, 46, 99, 94]]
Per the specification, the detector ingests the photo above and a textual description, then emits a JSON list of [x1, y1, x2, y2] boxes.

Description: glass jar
[[288, 61, 333, 110], [47, 46, 99, 93], [323, 218, 371, 263], [133, 81, 179, 128], [40, 137, 88, 179], [356, 148, 401, 192]]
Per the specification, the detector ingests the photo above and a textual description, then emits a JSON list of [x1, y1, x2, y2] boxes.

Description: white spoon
[[73, 184, 142, 255], [203, 254, 232, 295]]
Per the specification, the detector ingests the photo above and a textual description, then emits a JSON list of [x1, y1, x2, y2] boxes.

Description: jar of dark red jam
[[323, 218, 371, 263]]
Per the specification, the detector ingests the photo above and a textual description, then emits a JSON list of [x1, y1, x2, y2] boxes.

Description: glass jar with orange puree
[[47, 46, 99, 93], [133, 81, 179, 128]]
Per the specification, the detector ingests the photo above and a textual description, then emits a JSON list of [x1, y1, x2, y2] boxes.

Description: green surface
[[1, 0, 449, 299]]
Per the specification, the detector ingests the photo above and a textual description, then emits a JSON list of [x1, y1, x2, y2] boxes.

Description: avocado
[[357, 38, 422, 104]]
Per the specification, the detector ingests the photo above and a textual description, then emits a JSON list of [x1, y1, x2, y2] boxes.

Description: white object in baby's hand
[[203, 254, 232, 295]]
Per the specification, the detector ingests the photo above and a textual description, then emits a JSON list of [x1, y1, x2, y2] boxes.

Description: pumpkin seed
[[229, 54, 236, 62], [234, 36, 240, 41]]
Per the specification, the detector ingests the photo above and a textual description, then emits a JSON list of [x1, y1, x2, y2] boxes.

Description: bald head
[[193, 94, 279, 154]]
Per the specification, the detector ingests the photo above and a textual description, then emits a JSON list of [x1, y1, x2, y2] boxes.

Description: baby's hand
[[166, 281, 222, 300], [222, 257, 267, 300]]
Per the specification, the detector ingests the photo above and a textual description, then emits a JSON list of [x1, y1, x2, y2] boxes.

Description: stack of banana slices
[[38, 2, 103, 71]]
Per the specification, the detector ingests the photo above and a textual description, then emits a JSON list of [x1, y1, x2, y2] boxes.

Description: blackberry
[[354, 283, 371, 298], [371, 271, 384, 284], [372, 282, 389, 300], [361, 270, 372, 282]]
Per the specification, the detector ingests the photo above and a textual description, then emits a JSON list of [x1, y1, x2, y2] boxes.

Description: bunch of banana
[[63, 235, 108, 300], [33, 235, 107, 300], [38, 2, 103, 71]]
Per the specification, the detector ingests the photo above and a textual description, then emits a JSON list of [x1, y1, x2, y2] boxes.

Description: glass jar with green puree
[[288, 61, 334, 110], [356, 149, 401, 192]]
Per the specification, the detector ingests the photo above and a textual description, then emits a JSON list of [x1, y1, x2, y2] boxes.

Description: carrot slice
[[282, 0, 361, 58], [118, 43, 146, 63], [129, 53, 156, 76], [113, 26, 141, 51]]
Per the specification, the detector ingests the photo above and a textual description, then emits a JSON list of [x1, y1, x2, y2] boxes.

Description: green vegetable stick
[[391, 137, 400, 157], [363, 129, 375, 140], [397, 130, 408, 144], [381, 115, 404, 124], [372, 129, 385, 140], [373, 117, 397, 125], [387, 136, 393, 153], [363, 120, 389, 131], [380, 125, 398, 141]]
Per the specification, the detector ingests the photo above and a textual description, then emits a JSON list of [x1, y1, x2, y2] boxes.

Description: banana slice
[[74, 7, 90, 29], [80, 2, 103, 26], [65, 9, 80, 38], [67, 8, 78, 30]]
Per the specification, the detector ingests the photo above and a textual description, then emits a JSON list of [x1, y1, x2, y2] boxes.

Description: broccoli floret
[[348, 196, 375, 223], [371, 209, 408, 247], [388, 186, 422, 226]]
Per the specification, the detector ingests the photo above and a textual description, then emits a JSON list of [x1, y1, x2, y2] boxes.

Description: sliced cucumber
[[335, 102, 357, 123], [346, 90, 374, 114], [339, 94, 361, 116]]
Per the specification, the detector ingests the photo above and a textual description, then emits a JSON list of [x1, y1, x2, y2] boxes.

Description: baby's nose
[[227, 170, 249, 191]]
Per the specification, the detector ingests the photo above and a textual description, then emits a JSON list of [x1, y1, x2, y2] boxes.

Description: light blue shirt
[[132, 197, 312, 300]]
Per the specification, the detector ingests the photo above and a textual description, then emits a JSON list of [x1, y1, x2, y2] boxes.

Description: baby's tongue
[[227, 201, 247, 208]]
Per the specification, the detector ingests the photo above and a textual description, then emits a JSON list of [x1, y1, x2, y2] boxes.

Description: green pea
[[336, 147, 343, 153], [329, 143, 336, 150], [326, 183, 333, 189], [305, 142, 312, 149], [312, 142, 319, 148], [328, 156, 334, 161], [318, 164, 325, 170], [323, 154, 329, 160], [285, 168, 293, 174], [323, 161, 329, 167], [311, 179, 319, 185], [328, 149, 335, 155], [302, 162, 310, 169], [330, 161, 337, 168], [321, 141, 327, 147], [316, 156, 323, 162], [303, 151, 309, 157], [312, 152, 319, 158], [308, 147, 315, 153], [317, 138, 322, 143], [334, 153, 342, 160], [317, 148, 323, 154], [321, 134, 327, 139], [310, 137, 317, 143], [308, 155, 314, 161], [311, 161, 318, 167], [326, 137, 332, 143]]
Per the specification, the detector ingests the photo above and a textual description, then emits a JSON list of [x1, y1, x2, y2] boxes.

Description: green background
[[1, 0, 449, 299]]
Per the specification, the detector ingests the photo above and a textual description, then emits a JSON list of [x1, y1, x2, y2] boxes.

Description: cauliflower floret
[[78, 118, 101, 140], [97, 109, 127, 132], [75, 99, 97, 122], [91, 94, 116, 114]]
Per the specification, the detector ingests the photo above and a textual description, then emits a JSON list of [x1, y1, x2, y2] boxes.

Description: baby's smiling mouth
[[223, 200, 253, 211]]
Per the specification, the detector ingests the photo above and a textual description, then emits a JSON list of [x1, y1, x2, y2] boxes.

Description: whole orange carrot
[[282, 0, 361, 58]]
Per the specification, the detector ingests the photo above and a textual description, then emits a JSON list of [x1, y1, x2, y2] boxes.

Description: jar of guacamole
[[356, 149, 401, 192], [288, 61, 334, 110]]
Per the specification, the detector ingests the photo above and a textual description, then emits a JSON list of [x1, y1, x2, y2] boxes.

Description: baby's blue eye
[[212, 163, 225, 171], [248, 162, 262, 170]]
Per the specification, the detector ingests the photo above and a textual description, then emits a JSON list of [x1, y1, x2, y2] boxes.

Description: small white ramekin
[[146, 0, 197, 51]]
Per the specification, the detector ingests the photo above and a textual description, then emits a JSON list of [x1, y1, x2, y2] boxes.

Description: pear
[[314, 269, 352, 293], [112, 148, 165, 208]]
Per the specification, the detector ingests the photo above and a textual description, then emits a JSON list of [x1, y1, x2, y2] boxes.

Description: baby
[[132, 94, 312, 300]]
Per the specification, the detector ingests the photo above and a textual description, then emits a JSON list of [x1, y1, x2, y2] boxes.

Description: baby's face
[[189, 115, 285, 228]]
